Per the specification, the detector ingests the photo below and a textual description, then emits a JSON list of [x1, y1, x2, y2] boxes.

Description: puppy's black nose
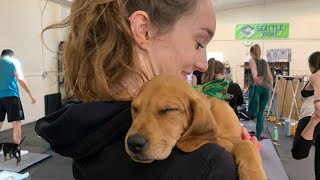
[[127, 134, 147, 154]]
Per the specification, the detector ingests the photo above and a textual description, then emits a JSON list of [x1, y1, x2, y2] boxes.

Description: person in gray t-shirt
[[247, 44, 273, 140]]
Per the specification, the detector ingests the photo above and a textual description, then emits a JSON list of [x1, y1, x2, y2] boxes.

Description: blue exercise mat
[[260, 139, 289, 180]]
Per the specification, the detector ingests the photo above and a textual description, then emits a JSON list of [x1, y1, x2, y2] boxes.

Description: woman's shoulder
[[249, 58, 255, 63], [166, 144, 237, 179], [74, 142, 237, 180], [309, 73, 320, 85]]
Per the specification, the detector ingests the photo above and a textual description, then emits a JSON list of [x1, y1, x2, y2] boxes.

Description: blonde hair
[[201, 58, 216, 84], [250, 44, 261, 60], [43, 0, 197, 102]]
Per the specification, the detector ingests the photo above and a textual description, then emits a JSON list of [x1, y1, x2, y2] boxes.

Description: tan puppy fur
[[125, 75, 266, 180]]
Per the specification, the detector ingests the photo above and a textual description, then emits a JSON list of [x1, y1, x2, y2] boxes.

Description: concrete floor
[[0, 119, 315, 180], [242, 119, 315, 180], [0, 122, 73, 180]]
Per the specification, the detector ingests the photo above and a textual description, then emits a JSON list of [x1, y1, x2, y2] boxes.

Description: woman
[[292, 51, 320, 179], [247, 44, 273, 140], [200, 59, 243, 114], [35, 0, 237, 179], [199, 58, 230, 100], [211, 61, 244, 118]]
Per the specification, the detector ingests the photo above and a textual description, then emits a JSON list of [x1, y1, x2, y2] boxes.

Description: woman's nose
[[194, 53, 208, 72]]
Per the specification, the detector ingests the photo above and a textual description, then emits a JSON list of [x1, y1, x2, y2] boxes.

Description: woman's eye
[[196, 42, 204, 50]]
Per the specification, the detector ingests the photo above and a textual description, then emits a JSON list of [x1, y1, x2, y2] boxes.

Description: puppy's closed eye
[[159, 108, 180, 115]]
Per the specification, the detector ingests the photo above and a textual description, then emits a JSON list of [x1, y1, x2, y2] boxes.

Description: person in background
[[201, 59, 243, 117], [0, 49, 36, 144], [247, 44, 273, 140], [35, 0, 237, 179], [213, 61, 244, 118], [292, 51, 320, 179], [200, 58, 230, 100]]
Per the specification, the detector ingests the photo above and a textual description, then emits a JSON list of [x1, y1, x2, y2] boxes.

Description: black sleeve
[[204, 144, 238, 180], [291, 116, 313, 159], [73, 142, 238, 180]]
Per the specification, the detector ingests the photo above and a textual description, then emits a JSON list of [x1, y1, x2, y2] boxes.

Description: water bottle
[[273, 127, 279, 142], [285, 119, 292, 136]]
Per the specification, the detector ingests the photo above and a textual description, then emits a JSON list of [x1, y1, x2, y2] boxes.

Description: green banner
[[235, 23, 289, 39]]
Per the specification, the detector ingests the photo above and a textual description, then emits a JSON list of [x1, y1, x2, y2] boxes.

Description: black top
[[301, 81, 314, 98], [35, 101, 237, 180], [227, 82, 244, 117]]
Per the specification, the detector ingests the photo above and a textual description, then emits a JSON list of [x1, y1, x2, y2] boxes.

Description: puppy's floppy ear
[[176, 95, 218, 152]]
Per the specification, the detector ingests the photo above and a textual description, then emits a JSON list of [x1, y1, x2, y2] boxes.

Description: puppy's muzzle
[[127, 134, 148, 154]]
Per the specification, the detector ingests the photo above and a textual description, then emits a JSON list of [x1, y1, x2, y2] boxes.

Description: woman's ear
[[176, 95, 219, 152], [129, 11, 152, 50]]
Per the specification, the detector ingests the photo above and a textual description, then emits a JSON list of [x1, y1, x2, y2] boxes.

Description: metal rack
[[267, 75, 306, 121]]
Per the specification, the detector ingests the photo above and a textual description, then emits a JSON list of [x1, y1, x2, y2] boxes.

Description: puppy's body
[[0, 136, 26, 166], [125, 75, 266, 180]]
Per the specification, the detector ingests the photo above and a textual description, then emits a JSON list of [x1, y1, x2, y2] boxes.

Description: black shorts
[[0, 96, 25, 122]]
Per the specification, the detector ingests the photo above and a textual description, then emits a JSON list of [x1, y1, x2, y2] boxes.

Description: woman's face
[[148, 0, 216, 80]]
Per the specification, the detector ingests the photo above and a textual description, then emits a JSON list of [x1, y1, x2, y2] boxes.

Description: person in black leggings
[[292, 51, 320, 179]]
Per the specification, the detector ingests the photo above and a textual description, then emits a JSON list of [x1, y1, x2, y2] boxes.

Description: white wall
[[209, 0, 320, 87], [0, 0, 69, 131]]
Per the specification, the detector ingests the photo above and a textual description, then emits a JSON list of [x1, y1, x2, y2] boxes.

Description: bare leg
[[12, 121, 21, 144]]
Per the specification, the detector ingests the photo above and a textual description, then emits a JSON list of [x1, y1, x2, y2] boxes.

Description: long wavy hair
[[42, 0, 198, 102]]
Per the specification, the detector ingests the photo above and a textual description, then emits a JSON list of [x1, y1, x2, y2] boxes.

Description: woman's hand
[[254, 76, 264, 86]]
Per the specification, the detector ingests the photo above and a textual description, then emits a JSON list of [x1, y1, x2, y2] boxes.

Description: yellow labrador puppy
[[125, 75, 266, 180]]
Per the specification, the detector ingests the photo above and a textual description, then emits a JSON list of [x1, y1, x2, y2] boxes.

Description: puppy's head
[[125, 75, 218, 163]]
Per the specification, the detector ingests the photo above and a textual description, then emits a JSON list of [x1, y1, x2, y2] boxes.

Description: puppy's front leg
[[234, 140, 267, 180], [213, 137, 234, 154]]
